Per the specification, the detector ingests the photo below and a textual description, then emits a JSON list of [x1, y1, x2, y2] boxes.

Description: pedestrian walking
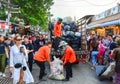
[[36, 34, 46, 50], [10, 35, 34, 84], [90, 37, 99, 69], [98, 37, 105, 65], [22, 36, 34, 72], [34, 41, 52, 81], [59, 41, 76, 81], [0, 35, 7, 77], [103, 34, 113, 65], [32, 36, 38, 53]]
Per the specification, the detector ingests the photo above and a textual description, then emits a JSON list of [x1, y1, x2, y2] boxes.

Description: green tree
[[0, 2, 7, 20], [11, 0, 54, 29]]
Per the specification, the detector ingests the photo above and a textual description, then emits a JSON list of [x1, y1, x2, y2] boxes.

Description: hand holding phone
[[20, 46, 24, 53]]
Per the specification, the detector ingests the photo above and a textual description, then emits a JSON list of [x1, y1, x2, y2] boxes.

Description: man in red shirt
[[59, 41, 76, 81], [34, 41, 52, 81], [54, 18, 62, 38], [53, 18, 62, 51]]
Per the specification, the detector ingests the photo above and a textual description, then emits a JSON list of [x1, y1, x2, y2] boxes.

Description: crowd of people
[[0, 17, 120, 84], [87, 34, 120, 84], [0, 34, 50, 84], [0, 32, 76, 84]]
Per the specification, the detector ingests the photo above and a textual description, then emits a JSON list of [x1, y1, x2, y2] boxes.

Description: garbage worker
[[34, 41, 52, 81], [53, 18, 62, 52], [59, 41, 76, 81]]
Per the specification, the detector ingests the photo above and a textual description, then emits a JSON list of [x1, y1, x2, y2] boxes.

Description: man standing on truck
[[59, 41, 76, 81], [53, 18, 62, 52]]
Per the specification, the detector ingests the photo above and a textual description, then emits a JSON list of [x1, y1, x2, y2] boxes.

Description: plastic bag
[[101, 62, 115, 77], [48, 56, 65, 80]]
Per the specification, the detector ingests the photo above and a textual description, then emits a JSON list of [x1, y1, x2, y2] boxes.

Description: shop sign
[[119, 5, 120, 12], [94, 5, 119, 21], [95, 12, 105, 20], [106, 6, 119, 16]]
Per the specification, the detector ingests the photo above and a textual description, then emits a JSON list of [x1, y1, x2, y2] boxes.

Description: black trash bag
[[63, 25, 71, 31], [71, 44, 80, 51], [69, 22, 76, 32], [52, 37, 61, 51]]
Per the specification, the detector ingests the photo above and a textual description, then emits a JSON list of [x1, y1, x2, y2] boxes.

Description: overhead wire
[[53, 0, 118, 7], [85, 0, 118, 6]]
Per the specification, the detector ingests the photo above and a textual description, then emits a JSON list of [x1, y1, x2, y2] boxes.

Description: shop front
[[86, 5, 120, 36]]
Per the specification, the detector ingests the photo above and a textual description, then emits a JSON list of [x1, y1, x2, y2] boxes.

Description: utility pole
[[4, 0, 20, 36], [6, 0, 11, 25], [4, 0, 11, 36]]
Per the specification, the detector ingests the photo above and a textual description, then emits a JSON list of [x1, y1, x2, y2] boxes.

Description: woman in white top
[[9, 35, 34, 84]]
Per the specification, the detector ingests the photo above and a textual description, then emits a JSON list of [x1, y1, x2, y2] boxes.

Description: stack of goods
[[62, 22, 81, 51]]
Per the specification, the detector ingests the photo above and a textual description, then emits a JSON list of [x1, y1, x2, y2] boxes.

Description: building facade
[[86, 4, 120, 36]]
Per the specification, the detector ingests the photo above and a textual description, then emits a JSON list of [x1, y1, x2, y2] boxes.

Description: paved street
[[0, 63, 113, 84], [32, 63, 113, 84]]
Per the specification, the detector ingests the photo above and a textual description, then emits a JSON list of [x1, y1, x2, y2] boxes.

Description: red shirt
[[54, 22, 62, 38], [34, 45, 50, 62], [61, 45, 76, 65]]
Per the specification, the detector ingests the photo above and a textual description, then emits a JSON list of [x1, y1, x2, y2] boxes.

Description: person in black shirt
[[110, 36, 118, 51], [32, 36, 38, 53], [36, 34, 45, 50], [0, 35, 7, 77], [22, 36, 34, 72]]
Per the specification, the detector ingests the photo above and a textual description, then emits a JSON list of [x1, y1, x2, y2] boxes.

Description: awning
[[86, 24, 101, 29], [0, 23, 11, 30], [86, 19, 120, 29], [101, 19, 120, 27]]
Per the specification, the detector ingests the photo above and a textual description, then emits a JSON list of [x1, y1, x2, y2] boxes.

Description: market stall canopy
[[86, 19, 120, 29], [101, 19, 120, 27]]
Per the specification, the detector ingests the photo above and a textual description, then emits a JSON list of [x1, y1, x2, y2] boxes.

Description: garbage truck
[[48, 20, 89, 63]]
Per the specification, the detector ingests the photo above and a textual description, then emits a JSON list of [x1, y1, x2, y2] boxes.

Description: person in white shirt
[[10, 35, 34, 84]]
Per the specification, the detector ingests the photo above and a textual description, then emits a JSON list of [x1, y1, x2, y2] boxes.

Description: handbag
[[14, 63, 22, 68]]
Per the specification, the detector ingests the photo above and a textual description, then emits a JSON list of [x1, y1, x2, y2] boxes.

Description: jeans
[[91, 51, 98, 66]]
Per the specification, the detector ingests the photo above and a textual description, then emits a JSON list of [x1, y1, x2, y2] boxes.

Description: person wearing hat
[[53, 18, 62, 52], [59, 41, 76, 81]]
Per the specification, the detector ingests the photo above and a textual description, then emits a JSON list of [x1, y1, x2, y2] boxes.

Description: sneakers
[[0, 72, 6, 77], [91, 67, 95, 70], [39, 78, 47, 81], [2, 73, 6, 77]]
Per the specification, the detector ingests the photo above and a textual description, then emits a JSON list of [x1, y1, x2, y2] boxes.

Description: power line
[[54, 0, 118, 7], [84, 0, 117, 6], [55, 0, 84, 2]]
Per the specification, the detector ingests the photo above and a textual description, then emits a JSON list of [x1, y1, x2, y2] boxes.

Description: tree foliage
[[11, 0, 54, 29]]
